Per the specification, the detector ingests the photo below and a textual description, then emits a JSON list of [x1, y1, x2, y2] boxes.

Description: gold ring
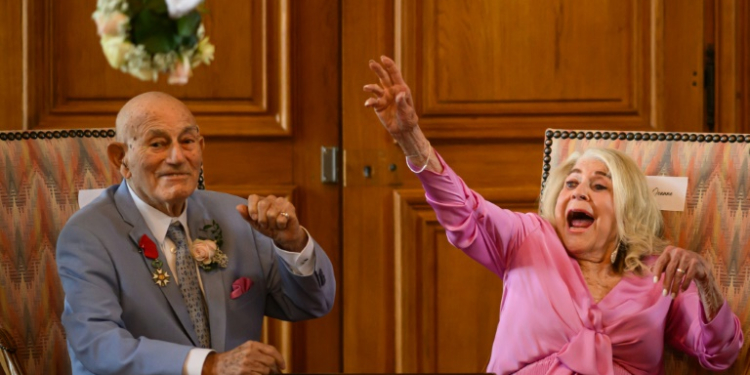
[[676, 268, 685, 273], [280, 212, 290, 218]]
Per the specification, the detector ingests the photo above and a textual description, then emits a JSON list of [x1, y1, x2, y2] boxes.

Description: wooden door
[[341, 0, 743, 372], [0, 0, 340, 373]]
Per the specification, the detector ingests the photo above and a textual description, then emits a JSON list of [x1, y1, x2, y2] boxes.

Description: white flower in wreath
[[165, 0, 204, 19]]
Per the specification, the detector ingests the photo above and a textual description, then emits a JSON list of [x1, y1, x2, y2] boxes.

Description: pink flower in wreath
[[191, 239, 218, 265]]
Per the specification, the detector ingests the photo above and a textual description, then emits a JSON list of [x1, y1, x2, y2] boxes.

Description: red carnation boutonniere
[[139, 234, 171, 287]]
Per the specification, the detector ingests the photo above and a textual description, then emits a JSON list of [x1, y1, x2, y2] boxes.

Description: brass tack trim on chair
[[0, 128, 206, 190], [539, 129, 750, 203], [0, 129, 117, 142]]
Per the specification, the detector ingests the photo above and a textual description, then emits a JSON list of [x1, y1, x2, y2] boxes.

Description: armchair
[[542, 129, 750, 374]]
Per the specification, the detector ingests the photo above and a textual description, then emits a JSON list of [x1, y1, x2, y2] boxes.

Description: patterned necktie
[[166, 222, 211, 348]]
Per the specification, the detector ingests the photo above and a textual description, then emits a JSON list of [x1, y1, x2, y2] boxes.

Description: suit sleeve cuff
[[274, 227, 316, 276], [184, 348, 214, 375]]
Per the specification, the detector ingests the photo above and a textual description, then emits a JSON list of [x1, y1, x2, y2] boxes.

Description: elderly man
[[57, 92, 335, 375]]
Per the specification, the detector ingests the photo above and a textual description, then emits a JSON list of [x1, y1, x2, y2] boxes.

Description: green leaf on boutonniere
[[202, 220, 224, 249]]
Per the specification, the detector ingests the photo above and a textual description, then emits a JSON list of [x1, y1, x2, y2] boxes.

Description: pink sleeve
[[414, 151, 542, 278], [666, 284, 744, 370]]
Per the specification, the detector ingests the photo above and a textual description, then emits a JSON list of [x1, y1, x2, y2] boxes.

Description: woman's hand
[[364, 56, 441, 173], [364, 56, 419, 137], [652, 245, 724, 319]]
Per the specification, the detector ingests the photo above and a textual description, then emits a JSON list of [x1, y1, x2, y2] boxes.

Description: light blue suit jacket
[[57, 181, 335, 375]]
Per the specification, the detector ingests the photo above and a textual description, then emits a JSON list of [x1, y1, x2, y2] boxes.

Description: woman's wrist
[[695, 274, 724, 321]]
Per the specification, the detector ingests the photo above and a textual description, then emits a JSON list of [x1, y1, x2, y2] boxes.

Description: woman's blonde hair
[[539, 148, 667, 274]]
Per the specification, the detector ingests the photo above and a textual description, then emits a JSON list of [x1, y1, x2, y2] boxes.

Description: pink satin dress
[[414, 153, 743, 375]]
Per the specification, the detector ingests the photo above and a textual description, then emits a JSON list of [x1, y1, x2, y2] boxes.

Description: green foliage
[[127, 0, 202, 54], [202, 220, 224, 249]]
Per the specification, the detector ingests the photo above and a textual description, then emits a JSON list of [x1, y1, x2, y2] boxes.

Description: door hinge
[[321, 146, 339, 184], [704, 44, 715, 132]]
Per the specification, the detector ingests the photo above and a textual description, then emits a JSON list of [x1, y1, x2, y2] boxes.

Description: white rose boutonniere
[[191, 220, 228, 271]]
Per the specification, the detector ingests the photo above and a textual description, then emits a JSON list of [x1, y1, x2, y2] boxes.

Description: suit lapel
[[187, 193, 227, 352], [114, 181, 200, 347]]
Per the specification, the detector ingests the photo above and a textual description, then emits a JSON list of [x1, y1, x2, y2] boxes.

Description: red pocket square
[[231, 277, 253, 299]]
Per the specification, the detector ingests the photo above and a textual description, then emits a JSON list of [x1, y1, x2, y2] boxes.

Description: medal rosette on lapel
[[139, 235, 171, 287]]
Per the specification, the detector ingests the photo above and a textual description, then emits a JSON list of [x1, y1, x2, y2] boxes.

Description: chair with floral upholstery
[[542, 129, 750, 374], [0, 129, 121, 374]]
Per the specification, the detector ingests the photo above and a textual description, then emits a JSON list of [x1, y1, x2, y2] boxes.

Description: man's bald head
[[115, 92, 196, 144], [108, 91, 204, 216]]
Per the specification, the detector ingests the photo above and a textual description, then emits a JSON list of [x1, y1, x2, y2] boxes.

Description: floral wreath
[[93, 0, 215, 85]]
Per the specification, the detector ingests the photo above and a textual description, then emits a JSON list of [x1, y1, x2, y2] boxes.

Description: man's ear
[[107, 142, 130, 179]]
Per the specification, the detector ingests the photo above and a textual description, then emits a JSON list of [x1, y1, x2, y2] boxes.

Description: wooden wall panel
[[397, 0, 657, 139], [0, 0, 22, 131], [394, 188, 538, 373], [744, 0, 750, 133], [31, 0, 290, 136]]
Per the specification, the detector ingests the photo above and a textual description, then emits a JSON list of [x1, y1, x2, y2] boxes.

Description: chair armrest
[[0, 327, 24, 375]]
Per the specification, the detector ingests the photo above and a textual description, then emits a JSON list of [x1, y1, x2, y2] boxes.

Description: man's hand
[[237, 195, 307, 252], [202, 340, 286, 375]]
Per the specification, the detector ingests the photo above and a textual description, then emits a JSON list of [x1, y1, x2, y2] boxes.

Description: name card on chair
[[646, 176, 688, 212]]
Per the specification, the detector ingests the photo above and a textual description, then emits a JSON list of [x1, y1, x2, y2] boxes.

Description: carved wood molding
[[392, 187, 538, 372], [28, 0, 291, 137], [394, 0, 658, 139]]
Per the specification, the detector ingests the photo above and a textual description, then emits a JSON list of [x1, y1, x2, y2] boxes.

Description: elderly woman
[[364, 56, 743, 375]]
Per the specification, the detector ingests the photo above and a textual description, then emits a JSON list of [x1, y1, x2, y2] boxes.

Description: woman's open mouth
[[567, 209, 594, 230]]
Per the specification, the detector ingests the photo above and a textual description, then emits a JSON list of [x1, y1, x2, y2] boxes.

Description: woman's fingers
[[669, 256, 691, 298], [363, 84, 385, 96], [662, 250, 681, 298], [369, 59, 393, 87], [679, 260, 697, 292], [653, 246, 709, 299], [380, 55, 406, 85], [652, 248, 671, 283]]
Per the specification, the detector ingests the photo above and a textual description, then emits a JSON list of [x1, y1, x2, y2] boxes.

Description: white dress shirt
[[127, 183, 315, 375]]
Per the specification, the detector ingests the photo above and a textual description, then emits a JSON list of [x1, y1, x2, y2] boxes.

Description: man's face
[[122, 103, 204, 214]]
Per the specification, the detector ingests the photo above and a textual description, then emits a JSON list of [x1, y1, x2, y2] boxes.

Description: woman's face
[[553, 158, 618, 258]]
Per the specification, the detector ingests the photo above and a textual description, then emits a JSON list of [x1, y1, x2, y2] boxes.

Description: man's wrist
[[201, 352, 216, 375], [276, 228, 308, 253]]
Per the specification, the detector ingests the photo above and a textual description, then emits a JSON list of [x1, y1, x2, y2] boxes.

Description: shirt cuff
[[274, 227, 316, 276], [183, 348, 213, 375]]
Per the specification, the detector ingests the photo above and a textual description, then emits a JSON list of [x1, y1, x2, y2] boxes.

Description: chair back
[[0, 129, 120, 374], [542, 129, 750, 374]]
